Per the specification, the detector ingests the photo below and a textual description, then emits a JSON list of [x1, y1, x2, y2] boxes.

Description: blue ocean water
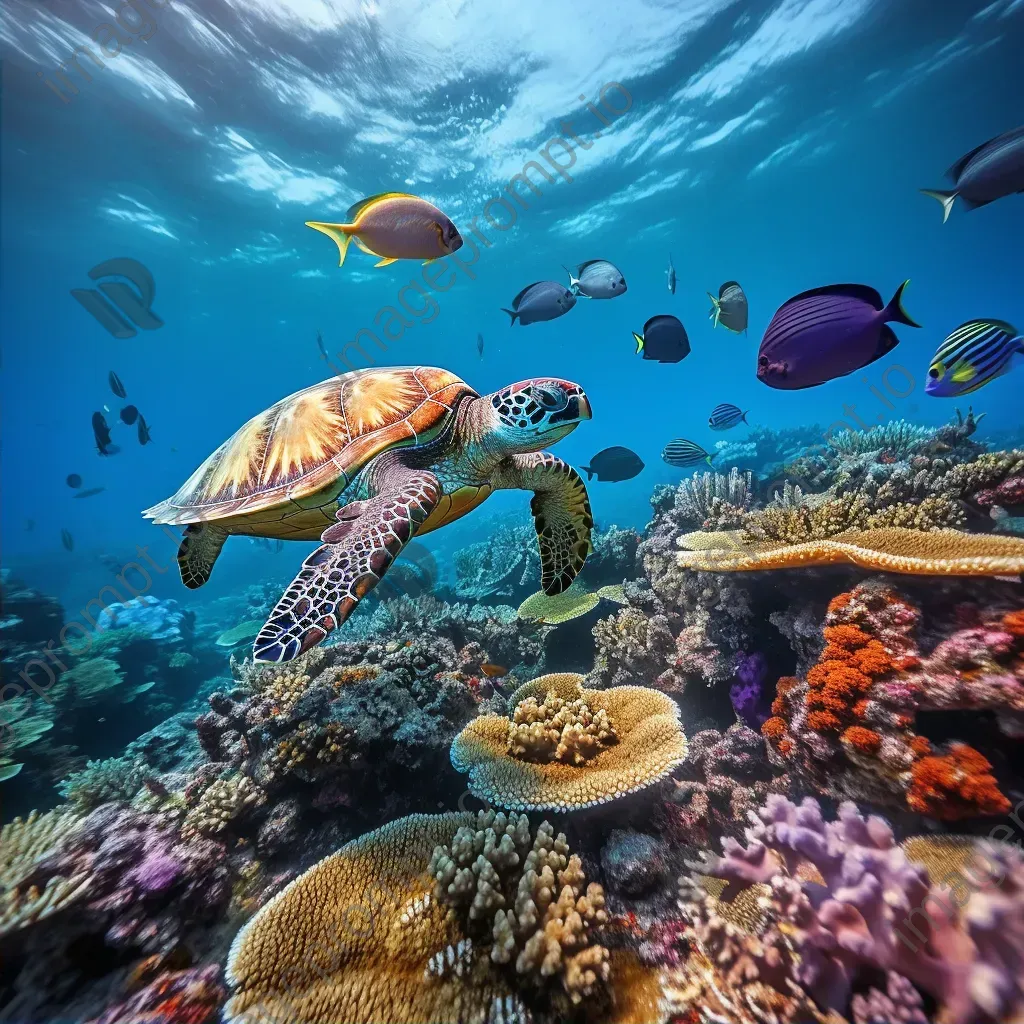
[[1, 0, 1022, 619]]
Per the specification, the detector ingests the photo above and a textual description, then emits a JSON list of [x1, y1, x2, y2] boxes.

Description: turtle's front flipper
[[495, 453, 593, 595], [254, 469, 442, 663]]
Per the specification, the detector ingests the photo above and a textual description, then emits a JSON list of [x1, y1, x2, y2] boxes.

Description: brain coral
[[224, 811, 661, 1024], [676, 527, 1024, 576], [451, 674, 687, 811]]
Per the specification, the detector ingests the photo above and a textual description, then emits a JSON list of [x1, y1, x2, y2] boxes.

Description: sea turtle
[[143, 366, 593, 663]]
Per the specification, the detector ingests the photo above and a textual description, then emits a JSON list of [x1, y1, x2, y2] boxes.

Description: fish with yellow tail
[[306, 192, 463, 269]]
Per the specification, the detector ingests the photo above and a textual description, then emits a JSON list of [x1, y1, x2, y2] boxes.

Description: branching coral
[[828, 419, 935, 457], [452, 675, 687, 811], [508, 692, 617, 765], [429, 810, 610, 1004], [58, 755, 149, 811], [182, 773, 266, 840], [670, 468, 754, 531]]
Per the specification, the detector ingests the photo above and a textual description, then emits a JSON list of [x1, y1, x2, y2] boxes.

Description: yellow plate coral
[[452, 674, 687, 811], [676, 527, 1024, 576]]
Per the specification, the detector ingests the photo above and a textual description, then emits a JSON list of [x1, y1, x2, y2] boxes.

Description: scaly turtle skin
[[144, 366, 593, 663]]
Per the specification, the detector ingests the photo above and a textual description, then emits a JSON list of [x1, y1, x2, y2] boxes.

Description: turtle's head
[[486, 378, 591, 451]]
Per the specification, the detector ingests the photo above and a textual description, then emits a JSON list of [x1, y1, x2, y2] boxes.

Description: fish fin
[[422, 258, 439, 265], [920, 189, 957, 223], [511, 282, 545, 309], [950, 360, 977, 384], [501, 308, 519, 326], [944, 131, 1021, 182], [345, 192, 419, 222], [741, 411, 749, 424], [562, 264, 580, 292], [582, 465, 594, 480], [704, 456, 713, 466], [374, 257, 399, 268], [785, 282, 884, 309], [882, 279, 921, 328], [707, 292, 721, 326], [632, 332, 644, 354], [305, 221, 355, 267]]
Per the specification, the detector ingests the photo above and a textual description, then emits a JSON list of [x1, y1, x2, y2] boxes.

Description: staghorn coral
[[828, 419, 935, 457], [670, 468, 754, 531], [428, 810, 611, 1004], [451, 674, 687, 811], [518, 583, 600, 624], [58, 755, 149, 811], [224, 811, 662, 1024], [678, 526, 1024, 576], [1, 807, 89, 938]]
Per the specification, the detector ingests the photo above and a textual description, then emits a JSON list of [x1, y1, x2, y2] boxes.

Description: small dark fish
[[74, 487, 106, 499], [502, 281, 576, 325], [709, 403, 748, 431], [926, 319, 1024, 397], [316, 329, 329, 363], [138, 415, 151, 445], [564, 259, 627, 299], [757, 281, 920, 391], [120, 405, 139, 425], [480, 663, 508, 678], [708, 281, 748, 334], [922, 125, 1024, 222], [666, 254, 676, 295], [662, 439, 713, 468], [632, 315, 690, 364], [92, 411, 119, 456], [66, 473, 82, 489], [61, 529, 74, 552], [108, 371, 127, 399], [477, 333, 484, 358], [581, 446, 644, 482], [25, 519, 35, 532]]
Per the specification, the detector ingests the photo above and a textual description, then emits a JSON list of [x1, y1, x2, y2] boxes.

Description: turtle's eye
[[530, 385, 568, 412]]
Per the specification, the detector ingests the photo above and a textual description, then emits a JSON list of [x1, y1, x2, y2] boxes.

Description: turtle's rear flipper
[[253, 469, 442, 663], [496, 453, 593, 595], [177, 523, 227, 589]]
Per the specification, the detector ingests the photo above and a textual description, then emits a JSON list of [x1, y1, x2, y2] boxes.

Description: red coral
[[907, 743, 1011, 820], [822, 624, 872, 650], [777, 738, 793, 756], [807, 710, 842, 732], [827, 592, 852, 614], [761, 717, 787, 741], [841, 726, 882, 755]]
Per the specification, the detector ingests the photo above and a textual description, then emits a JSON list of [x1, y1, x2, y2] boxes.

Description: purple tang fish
[[757, 280, 920, 390]]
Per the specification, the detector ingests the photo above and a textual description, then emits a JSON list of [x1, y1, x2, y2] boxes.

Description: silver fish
[[666, 254, 676, 295], [564, 260, 627, 299], [501, 281, 576, 326]]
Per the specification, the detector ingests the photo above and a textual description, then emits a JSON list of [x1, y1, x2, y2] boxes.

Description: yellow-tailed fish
[[306, 192, 463, 269], [926, 319, 1024, 397]]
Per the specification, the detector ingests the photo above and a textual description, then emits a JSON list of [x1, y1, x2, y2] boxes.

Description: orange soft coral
[[827, 592, 852, 614], [761, 717, 787, 741], [841, 726, 882, 755], [1002, 609, 1024, 638], [822, 624, 872, 650], [907, 743, 1010, 820], [807, 710, 842, 732]]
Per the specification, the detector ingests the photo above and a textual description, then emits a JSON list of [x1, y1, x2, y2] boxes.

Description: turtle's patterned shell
[[144, 367, 474, 525]]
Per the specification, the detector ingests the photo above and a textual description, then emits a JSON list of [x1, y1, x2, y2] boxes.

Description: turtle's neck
[[457, 396, 509, 477]]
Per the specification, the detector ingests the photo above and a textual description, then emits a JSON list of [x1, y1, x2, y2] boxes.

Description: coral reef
[[762, 579, 1020, 818], [451, 674, 687, 810]]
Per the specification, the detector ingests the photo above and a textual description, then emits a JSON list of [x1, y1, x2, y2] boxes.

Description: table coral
[[677, 526, 1024, 576], [451, 674, 687, 811], [762, 579, 1020, 819], [518, 583, 600, 624]]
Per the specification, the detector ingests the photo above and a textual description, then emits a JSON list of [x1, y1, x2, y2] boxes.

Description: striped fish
[[708, 403, 748, 431], [662, 438, 713, 468], [926, 319, 1024, 397]]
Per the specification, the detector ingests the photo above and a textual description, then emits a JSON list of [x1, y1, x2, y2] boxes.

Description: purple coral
[[729, 650, 769, 729]]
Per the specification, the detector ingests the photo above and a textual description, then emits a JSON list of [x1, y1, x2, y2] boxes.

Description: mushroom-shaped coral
[[451, 674, 687, 811], [677, 527, 1024, 576]]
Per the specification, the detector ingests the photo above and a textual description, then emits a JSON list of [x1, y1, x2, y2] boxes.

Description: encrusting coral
[[451, 674, 687, 811], [224, 811, 661, 1024], [761, 579, 1018, 819], [677, 526, 1024, 576]]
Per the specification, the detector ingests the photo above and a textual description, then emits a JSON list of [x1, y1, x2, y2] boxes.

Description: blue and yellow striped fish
[[662, 438, 713, 467], [926, 319, 1024, 397]]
